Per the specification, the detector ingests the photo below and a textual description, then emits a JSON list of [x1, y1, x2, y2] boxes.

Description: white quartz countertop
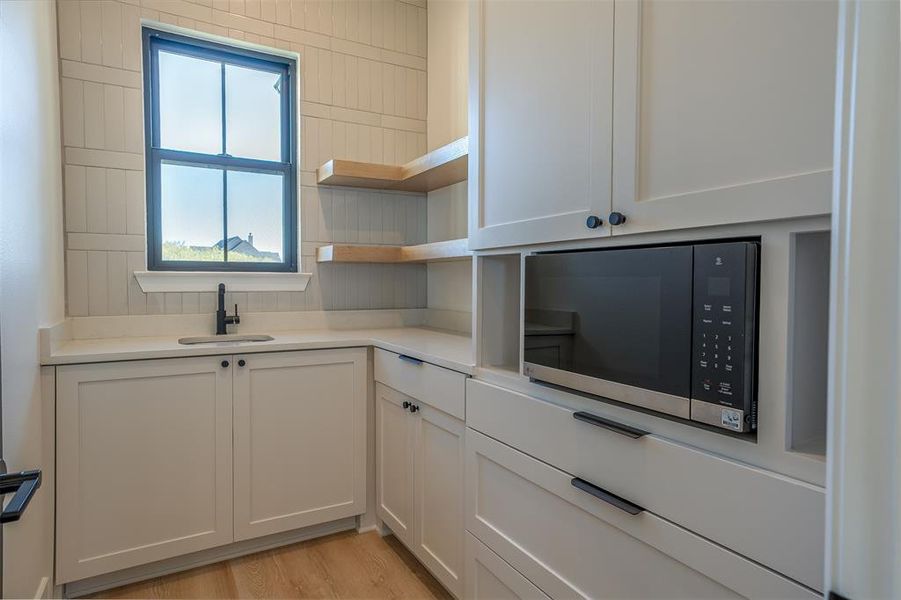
[[44, 327, 475, 374]]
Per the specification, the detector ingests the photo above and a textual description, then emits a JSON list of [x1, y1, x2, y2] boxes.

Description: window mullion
[[220, 62, 228, 264], [220, 62, 227, 156], [222, 170, 228, 264]]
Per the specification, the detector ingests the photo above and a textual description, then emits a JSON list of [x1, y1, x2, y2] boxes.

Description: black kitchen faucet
[[216, 283, 240, 335]]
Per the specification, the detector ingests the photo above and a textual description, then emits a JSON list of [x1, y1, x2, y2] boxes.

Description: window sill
[[134, 271, 312, 293]]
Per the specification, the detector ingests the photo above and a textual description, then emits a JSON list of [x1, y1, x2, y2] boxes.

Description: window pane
[[158, 51, 221, 154], [225, 64, 282, 161], [226, 171, 283, 263], [160, 163, 224, 262]]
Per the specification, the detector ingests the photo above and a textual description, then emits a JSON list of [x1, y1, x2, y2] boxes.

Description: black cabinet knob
[[402, 401, 411, 409], [238, 359, 246, 367], [221, 360, 229, 368], [585, 215, 603, 229], [410, 405, 420, 413], [608, 211, 627, 226]]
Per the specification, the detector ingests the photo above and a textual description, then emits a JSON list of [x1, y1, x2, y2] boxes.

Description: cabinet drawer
[[466, 532, 550, 600], [466, 380, 825, 591], [375, 348, 466, 419], [466, 429, 817, 599]]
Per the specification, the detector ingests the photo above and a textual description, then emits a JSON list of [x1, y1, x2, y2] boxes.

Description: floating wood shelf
[[316, 239, 472, 264], [317, 136, 468, 193]]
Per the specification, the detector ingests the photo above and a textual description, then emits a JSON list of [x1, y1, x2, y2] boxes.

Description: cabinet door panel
[[611, 0, 837, 234], [376, 383, 415, 546], [466, 533, 550, 600], [469, 0, 614, 249], [466, 428, 817, 599], [56, 357, 233, 583], [413, 405, 465, 597], [233, 349, 367, 541]]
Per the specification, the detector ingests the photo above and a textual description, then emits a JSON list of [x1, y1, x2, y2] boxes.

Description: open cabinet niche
[[786, 230, 831, 458], [477, 253, 522, 373]]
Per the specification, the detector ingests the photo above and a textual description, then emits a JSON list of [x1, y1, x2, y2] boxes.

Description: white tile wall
[[57, 0, 429, 317]]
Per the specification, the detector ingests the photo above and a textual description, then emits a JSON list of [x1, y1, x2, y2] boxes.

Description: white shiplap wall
[[57, 0, 429, 316], [425, 1, 470, 316]]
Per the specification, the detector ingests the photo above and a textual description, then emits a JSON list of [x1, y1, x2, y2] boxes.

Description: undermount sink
[[178, 334, 275, 345]]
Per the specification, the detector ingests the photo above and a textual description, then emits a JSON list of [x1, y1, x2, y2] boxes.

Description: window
[[143, 29, 297, 272]]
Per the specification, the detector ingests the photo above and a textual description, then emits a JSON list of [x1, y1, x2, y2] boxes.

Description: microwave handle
[[573, 411, 649, 439]]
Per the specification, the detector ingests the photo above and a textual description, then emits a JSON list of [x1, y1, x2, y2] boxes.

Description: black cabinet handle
[[585, 215, 603, 229], [608, 211, 627, 226], [402, 401, 411, 409], [0, 470, 41, 523], [221, 360, 230, 368], [573, 411, 648, 439], [410, 404, 420, 413], [398, 354, 423, 366], [238, 359, 246, 367], [571, 477, 643, 516]]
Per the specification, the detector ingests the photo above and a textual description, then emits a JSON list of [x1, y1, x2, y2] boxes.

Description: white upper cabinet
[[609, 0, 837, 235], [469, 0, 837, 249], [468, 0, 615, 249]]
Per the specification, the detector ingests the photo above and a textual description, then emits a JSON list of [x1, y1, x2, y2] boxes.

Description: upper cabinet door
[[610, 0, 837, 235], [468, 0, 615, 250]]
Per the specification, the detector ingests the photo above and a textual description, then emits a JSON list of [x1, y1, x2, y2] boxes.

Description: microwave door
[[523, 246, 694, 419]]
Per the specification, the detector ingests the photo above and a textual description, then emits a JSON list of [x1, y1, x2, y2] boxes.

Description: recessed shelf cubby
[[786, 230, 831, 459], [477, 253, 522, 374]]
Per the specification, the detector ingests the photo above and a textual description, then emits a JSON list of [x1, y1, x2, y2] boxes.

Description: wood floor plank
[[85, 530, 451, 600], [89, 562, 238, 599]]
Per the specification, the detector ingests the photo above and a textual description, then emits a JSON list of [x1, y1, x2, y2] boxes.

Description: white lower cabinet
[[376, 383, 415, 546], [376, 383, 465, 598], [466, 428, 818, 600], [233, 349, 367, 541], [56, 349, 368, 585], [466, 533, 550, 600], [56, 357, 234, 583], [413, 400, 465, 597]]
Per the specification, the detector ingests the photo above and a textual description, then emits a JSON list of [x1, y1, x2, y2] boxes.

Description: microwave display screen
[[707, 277, 731, 297]]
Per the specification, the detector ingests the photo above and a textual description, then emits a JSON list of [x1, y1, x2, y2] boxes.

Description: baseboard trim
[[64, 517, 357, 598]]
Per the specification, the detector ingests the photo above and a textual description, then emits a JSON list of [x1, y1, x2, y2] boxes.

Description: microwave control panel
[[690, 242, 759, 432]]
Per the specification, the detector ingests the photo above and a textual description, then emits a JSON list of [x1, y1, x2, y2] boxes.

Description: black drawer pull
[[573, 411, 648, 439], [398, 354, 424, 366], [571, 477, 644, 516]]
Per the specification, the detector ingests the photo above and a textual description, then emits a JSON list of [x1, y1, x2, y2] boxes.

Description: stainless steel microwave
[[523, 240, 760, 433]]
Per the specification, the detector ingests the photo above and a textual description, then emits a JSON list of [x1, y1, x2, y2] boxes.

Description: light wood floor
[[85, 531, 453, 600]]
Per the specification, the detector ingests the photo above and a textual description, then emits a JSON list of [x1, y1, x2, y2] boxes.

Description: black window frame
[[142, 28, 298, 273]]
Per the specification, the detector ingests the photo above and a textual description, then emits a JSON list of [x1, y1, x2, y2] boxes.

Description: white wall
[[57, 0, 430, 316], [427, 182, 470, 314], [426, 0, 470, 319], [426, 0, 468, 151], [0, 0, 66, 596]]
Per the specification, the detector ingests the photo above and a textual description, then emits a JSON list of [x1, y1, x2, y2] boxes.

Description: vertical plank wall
[[57, 0, 429, 316]]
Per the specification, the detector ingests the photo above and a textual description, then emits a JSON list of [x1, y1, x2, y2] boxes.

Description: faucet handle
[[228, 303, 241, 326]]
